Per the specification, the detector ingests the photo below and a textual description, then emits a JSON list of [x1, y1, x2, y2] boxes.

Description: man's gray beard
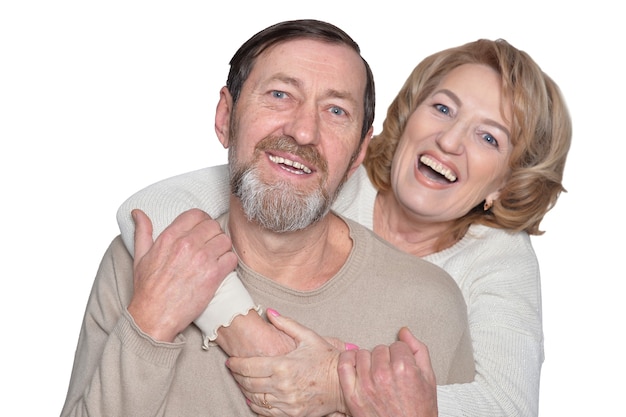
[[232, 166, 334, 233]]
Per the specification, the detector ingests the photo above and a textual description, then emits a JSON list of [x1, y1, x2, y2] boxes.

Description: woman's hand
[[337, 327, 437, 417], [226, 309, 349, 417]]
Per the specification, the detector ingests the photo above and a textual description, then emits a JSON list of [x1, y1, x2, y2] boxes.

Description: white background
[[2, 1, 623, 415]]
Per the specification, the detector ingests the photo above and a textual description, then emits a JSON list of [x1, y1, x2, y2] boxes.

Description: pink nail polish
[[266, 308, 280, 317], [345, 343, 359, 350]]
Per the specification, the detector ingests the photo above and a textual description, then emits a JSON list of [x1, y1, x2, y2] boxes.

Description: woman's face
[[390, 63, 513, 223]]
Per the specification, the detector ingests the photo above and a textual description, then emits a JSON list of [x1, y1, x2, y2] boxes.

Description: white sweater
[[117, 164, 544, 417]]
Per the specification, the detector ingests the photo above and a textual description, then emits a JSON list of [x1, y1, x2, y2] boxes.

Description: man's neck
[[227, 197, 352, 291]]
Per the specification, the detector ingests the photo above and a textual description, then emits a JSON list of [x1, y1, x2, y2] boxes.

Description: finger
[[132, 209, 154, 265], [398, 327, 435, 382], [245, 394, 283, 417], [398, 327, 431, 365], [337, 349, 357, 389], [354, 348, 373, 376], [337, 349, 357, 410], [227, 355, 276, 381], [325, 336, 350, 351], [265, 308, 323, 347], [267, 309, 354, 352], [169, 208, 214, 232], [370, 344, 392, 370], [159, 209, 236, 274], [230, 369, 272, 394], [397, 327, 423, 353], [236, 374, 293, 417], [156, 209, 219, 245]]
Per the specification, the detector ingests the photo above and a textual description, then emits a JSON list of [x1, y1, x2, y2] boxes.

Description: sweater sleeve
[[429, 229, 544, 417], [60, 237, 186, 417], [116, 165, 231, 255]]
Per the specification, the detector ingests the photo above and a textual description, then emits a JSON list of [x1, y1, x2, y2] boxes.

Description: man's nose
[[283, 103, 321, 146]]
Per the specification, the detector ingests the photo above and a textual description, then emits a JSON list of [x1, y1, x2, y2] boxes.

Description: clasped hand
[[227, 310, 346, 417], [226, 311, 438, 417]]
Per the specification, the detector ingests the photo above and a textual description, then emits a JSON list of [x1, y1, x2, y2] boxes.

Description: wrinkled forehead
[[250, 38, 367, 102]]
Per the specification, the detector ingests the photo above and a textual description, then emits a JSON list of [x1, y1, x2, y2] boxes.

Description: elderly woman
[[116, 38, 572, 417]]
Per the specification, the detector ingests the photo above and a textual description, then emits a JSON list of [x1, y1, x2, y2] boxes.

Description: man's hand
[[127, 208, 237, 342], [337, 327, 438, 417], [226, 310, 346, 417]]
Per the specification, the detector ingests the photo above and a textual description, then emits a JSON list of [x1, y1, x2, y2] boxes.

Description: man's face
[[219, 38, 370, 232]]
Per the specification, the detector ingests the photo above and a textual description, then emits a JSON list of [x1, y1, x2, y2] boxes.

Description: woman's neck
[[373, 190, 459, 257]]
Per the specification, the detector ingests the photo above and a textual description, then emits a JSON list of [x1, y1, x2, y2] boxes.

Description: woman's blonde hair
[[365, 39, 572, 248]]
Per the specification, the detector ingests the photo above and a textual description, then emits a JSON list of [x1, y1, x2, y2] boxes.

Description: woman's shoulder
[[426, 224, 539, 286], [331, 165, 377, 229], [116, 165, 231, 255], [454, 224, 534, 258]]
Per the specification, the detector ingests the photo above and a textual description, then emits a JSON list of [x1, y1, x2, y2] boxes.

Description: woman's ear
[[484, 189, 501, 211], [215, 86, 233, 148]]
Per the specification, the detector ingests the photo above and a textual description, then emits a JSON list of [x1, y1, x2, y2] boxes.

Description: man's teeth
[[269, 155, 312, 174], [420, 155, 457, 182]]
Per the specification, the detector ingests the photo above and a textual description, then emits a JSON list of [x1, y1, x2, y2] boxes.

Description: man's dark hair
[[226, 19, 375, 142]]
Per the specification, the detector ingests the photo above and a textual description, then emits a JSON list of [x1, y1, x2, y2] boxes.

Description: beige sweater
[[61, 216, 474, 417]]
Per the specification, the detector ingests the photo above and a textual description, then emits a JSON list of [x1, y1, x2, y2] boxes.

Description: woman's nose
[[436, 124, 465, 154]]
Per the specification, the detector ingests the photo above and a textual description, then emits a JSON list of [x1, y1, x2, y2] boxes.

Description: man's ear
[[215, 86, 233, 148], [347, 126, 374, 178]]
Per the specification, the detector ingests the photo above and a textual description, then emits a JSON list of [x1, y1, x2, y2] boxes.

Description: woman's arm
[[432, 230, 543, 417]]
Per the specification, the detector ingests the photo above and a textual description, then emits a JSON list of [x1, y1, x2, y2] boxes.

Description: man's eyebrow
[[269, 74, 357, 104], [436, 88, 511, 138], [269, 74, 301, 88]]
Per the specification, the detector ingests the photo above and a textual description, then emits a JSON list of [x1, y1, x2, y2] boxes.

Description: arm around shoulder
[[116, 165, 231, 255]]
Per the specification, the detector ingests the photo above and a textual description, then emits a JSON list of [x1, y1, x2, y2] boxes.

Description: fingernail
[[225, 359, 230, 367], [345, 343, 359, 351], [246, 398, 251, 405], [266, 308, 280, 317]]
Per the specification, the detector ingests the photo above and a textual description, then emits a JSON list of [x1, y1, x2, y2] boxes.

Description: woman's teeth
[[420, 155, 457, 182]]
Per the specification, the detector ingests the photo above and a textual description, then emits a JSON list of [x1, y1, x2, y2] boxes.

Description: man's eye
[[271, 91, 287, 99], [330, 106, 345, 116], [435, 104, 450, 115]]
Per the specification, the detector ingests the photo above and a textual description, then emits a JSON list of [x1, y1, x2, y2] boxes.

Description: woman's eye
[[483, 133, 499, 147], [435, 104, 450, 115]]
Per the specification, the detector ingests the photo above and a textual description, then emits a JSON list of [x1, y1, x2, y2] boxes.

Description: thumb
[[132, 209, 154, 265], [398, 326, 433, 371]]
